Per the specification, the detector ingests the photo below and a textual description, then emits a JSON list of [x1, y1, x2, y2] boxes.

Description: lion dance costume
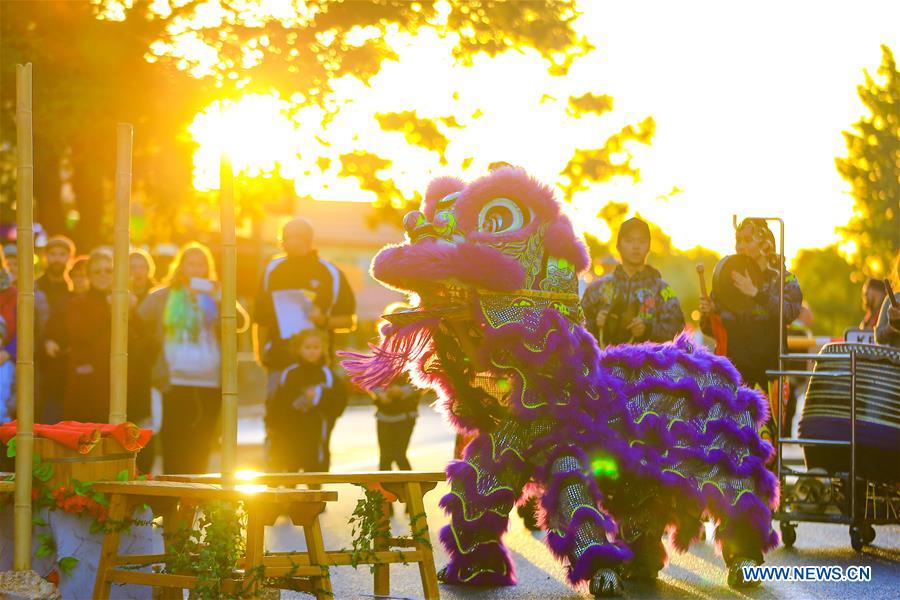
[[343, 167, 779, 596]]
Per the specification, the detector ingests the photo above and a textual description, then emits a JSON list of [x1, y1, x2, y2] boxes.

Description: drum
[[798, 342, 900, 482], [712, 254, 763, 314], [602, 297, 640, 346]]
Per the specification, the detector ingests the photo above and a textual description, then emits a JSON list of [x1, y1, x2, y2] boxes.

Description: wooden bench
[[90, 480, 337, 600], [159, 471, 446, 600]]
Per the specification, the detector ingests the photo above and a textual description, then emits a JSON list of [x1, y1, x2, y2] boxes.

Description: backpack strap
[[319, 258, 341, 314], [321, 366, 334, 388]]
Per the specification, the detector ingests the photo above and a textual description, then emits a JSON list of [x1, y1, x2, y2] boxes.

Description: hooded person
[[581, 217, 685, 347]]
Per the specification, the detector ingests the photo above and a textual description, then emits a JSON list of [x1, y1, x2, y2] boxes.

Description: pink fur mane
[[423, 176, 467, 219]]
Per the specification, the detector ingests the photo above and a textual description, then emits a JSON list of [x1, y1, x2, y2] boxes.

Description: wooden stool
[[160, 471, 445, 600], [90, 480, 337, 600]]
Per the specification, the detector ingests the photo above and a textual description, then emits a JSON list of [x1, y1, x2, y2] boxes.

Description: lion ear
[[422, 176, 466, 218], [545, 219, 591, 273]]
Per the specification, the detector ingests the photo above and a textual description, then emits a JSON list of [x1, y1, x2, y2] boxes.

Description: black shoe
[[590, 568, 624, 597], [727, 558, 762, 588]]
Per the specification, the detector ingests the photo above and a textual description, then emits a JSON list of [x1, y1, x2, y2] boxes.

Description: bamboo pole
[[13, 62, 35, 571], [109, 123, 133, 425], [219, 155, 238, 487]]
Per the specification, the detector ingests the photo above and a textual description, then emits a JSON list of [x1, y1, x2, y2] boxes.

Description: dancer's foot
[[436, 563, 516, 587], [590, 568, 624, 597], [727, 558, 762, 588]]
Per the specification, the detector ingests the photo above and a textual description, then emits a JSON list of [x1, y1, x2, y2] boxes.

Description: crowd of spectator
[[0, 215, 897, 479]]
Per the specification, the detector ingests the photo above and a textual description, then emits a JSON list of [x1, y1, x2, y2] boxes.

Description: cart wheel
[[780, 522, 797, 548], [861, 524, 876, 545], [849, 526, 864, 552]]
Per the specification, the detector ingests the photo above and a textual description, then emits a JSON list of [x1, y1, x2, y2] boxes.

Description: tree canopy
[[138, 0, 593, 100], [1, 0, 655, 247], [835, 44, 900, 278], [0, 0, 206, 247], [792, 246, 859, 336]]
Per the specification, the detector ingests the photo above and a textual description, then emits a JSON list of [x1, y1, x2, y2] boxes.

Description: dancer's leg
[[438, 420, 535, 586], [537, 449, 632, 595]]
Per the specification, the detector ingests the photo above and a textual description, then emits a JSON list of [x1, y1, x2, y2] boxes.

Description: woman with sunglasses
[[700, 219, 803, 387], [699, 219, 803, 445], [44, 248, 142, 423]]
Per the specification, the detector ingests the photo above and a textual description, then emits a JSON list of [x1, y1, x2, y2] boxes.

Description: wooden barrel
[[798, 342, 900, 482], [34, 437, 136, 490]]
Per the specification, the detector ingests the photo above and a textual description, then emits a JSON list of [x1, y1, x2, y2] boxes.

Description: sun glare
[[186, 25, 653, 244], [234, 469, 262, 481], [181, 1, 898, 260], [189, 94, 302, 190]]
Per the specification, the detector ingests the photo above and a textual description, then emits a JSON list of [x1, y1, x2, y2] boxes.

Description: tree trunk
[[33, 141, 65, 236], [70, 134, 112, 252]]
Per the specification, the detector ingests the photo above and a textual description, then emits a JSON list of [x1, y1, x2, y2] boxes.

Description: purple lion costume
[[343, 167, 779, 596]]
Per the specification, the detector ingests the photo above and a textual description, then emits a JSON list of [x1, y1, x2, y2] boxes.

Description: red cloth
[[98, 422, 151, 452], [709, 313, 728, 356], [0, 421, 100, 454], [0, 286, 15, 346], [0, 421, 151, 454]]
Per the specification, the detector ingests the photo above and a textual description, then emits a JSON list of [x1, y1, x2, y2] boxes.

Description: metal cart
[[768, 343, 900, 550], [742, 214, 899, 550]]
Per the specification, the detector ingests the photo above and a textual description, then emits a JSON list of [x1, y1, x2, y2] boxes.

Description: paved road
[[230, 405, 900, 599]]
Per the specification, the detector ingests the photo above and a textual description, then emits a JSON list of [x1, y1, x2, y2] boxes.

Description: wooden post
[[13, 62, 35, 571], [219, 155, 238, 486], [109, 123, 132, 425]]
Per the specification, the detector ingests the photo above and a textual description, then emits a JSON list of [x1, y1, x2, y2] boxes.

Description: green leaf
[[58, 556, 79, 575], [33, 460, 54, 483], [32, 516, 48, 527], [116, 469, 129, 481], [91, 492, 109, 507], [72, 479, 92, 496], [4, 438, 14, 458], [35, 533, 54, 558]]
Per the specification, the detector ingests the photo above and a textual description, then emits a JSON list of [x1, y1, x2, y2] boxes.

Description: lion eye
[[477, 198, 528, 234]]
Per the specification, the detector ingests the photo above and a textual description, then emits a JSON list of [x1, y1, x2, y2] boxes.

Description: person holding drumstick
[[874, 250, 900, 347], [582, 217, 685, 347], [699, 218, 803, 390]]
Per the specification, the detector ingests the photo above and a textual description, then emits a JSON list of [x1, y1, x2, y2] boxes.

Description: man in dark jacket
[[254, 218, 356, 471], [582, 217, 685, 347], [35, 235, 74, 423]]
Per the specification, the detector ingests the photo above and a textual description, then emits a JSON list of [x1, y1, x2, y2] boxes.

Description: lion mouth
[[382, 281, 472, 327], [371, 240, 526, 298]]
